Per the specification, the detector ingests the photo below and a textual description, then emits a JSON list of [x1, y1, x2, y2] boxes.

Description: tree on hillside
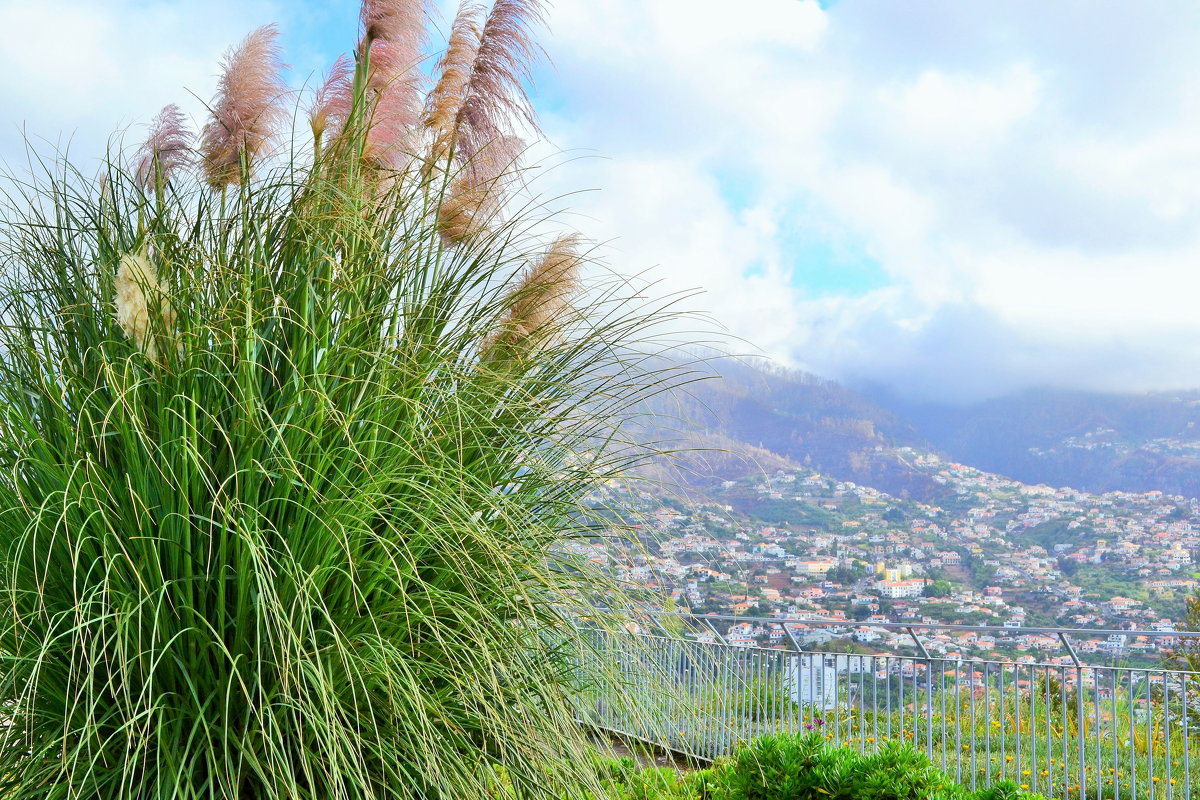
[[1164, 589, 1200, 673], [923, 580, 953, 598]]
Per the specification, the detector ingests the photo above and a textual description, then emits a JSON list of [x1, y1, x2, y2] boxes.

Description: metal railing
[[575, 614, 1200, 800]]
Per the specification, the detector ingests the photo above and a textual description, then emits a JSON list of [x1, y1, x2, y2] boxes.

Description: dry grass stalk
[[134, 104, 193, 190], [486, 233, 583, 355], [199, 24, 288, 188], [114, 253, 176, 363]]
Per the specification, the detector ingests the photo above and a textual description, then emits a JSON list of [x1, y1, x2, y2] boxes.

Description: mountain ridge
[[661, 356, 1200, 500]]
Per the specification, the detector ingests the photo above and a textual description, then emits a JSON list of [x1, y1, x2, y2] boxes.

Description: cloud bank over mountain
[[532, 0, 1200, 401]]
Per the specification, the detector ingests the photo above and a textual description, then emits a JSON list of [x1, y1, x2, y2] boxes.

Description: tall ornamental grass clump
[[0, 2, 688, 798]]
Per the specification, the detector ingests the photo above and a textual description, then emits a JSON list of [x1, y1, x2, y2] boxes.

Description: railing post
[[1059, 632, 1086, 798], [908, 626, 934, 761]]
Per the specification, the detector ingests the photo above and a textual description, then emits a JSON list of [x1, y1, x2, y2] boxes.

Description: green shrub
[[599, 735, 1051, 800]]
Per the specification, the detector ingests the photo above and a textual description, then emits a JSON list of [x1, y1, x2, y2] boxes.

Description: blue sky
[[5, 1, 1200, 402]]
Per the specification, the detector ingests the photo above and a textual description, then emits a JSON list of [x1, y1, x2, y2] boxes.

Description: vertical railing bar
[[1001, 663, 1008, 783], [777, 652, 787, 738], [1165, 669, 1172, 800], [1058, 632, 1083, 800], [886, 654, 893, 744], [1031, 663, 1040, 795], [984, 661, 992, 786], [765, 648, 772, 740], [1183, 671, 1191, 800], [872, 654, 879, 753], [810, 649, 817, 738], [1079, 662, 1089, 800], [900, 654, 908, 755], [858, 654, 865, 754], [667, 639, 676, 753], [1129, 668, 1136, 800], [940, 657, 950, 777], [1045, 666, 1053, 798], [914, 654, 921, 755], [969, 660, 978, 791], [717, 642, 725, 757], [1111, 667, 1119, 800], [955, 659, 963, 785], [1093, 667, 1102, 800], [753, 645, 761, 743], [1144, 668, 1153, 800], [1017, 662, 1027, 796], [836, 651, 842, 747], [728, 641, 736, 756], [794, 651, 801, 736], [1061, 664, 1069, 800]]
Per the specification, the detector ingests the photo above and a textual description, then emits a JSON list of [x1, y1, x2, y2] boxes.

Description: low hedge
[[593, 733, 1048, 800]]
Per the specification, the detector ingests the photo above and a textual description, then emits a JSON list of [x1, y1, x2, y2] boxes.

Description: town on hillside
[[570, 447, 1200, 665]]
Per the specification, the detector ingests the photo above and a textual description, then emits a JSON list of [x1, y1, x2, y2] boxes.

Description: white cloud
[[0, 0, 313, 168], [534, 0, 1200, 400], [876, 64, 1041, 153]]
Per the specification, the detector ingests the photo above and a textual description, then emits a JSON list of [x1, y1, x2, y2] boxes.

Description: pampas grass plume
[[361, 0, 426, 48], [424, 2, 485, 161], [114, 253, 176, 363], [362, 39, 422, 169], [432, 0, 545, 166], [436, 135, 520, 243], [487, 233, 583, 355], [200, 24, 288, 188], [308, 54, 354, 146], [134, 104, 193, 189]]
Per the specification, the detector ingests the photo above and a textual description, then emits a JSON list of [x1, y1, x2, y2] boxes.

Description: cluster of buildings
[[574, 448, 1200, 664]]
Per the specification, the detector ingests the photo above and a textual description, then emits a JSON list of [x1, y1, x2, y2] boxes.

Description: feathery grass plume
[[361, 38, 422, 169], [361, 0, 427, 47], [308, 53, 353, 149], [199, 24, 288, 188], [133, 104, 192, 189], [0, 7, 700, 800], [436, 133, 521, 243], [356, 0, 427, 169], [424, 1, 485, 161], [484, 233, 583, 357], [433, 0, 546, 167], [113, 251, 175, 362]]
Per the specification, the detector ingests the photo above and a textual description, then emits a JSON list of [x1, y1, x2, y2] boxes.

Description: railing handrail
[[586, 608, 1200, 640], [613, 628, 1200, 677]]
